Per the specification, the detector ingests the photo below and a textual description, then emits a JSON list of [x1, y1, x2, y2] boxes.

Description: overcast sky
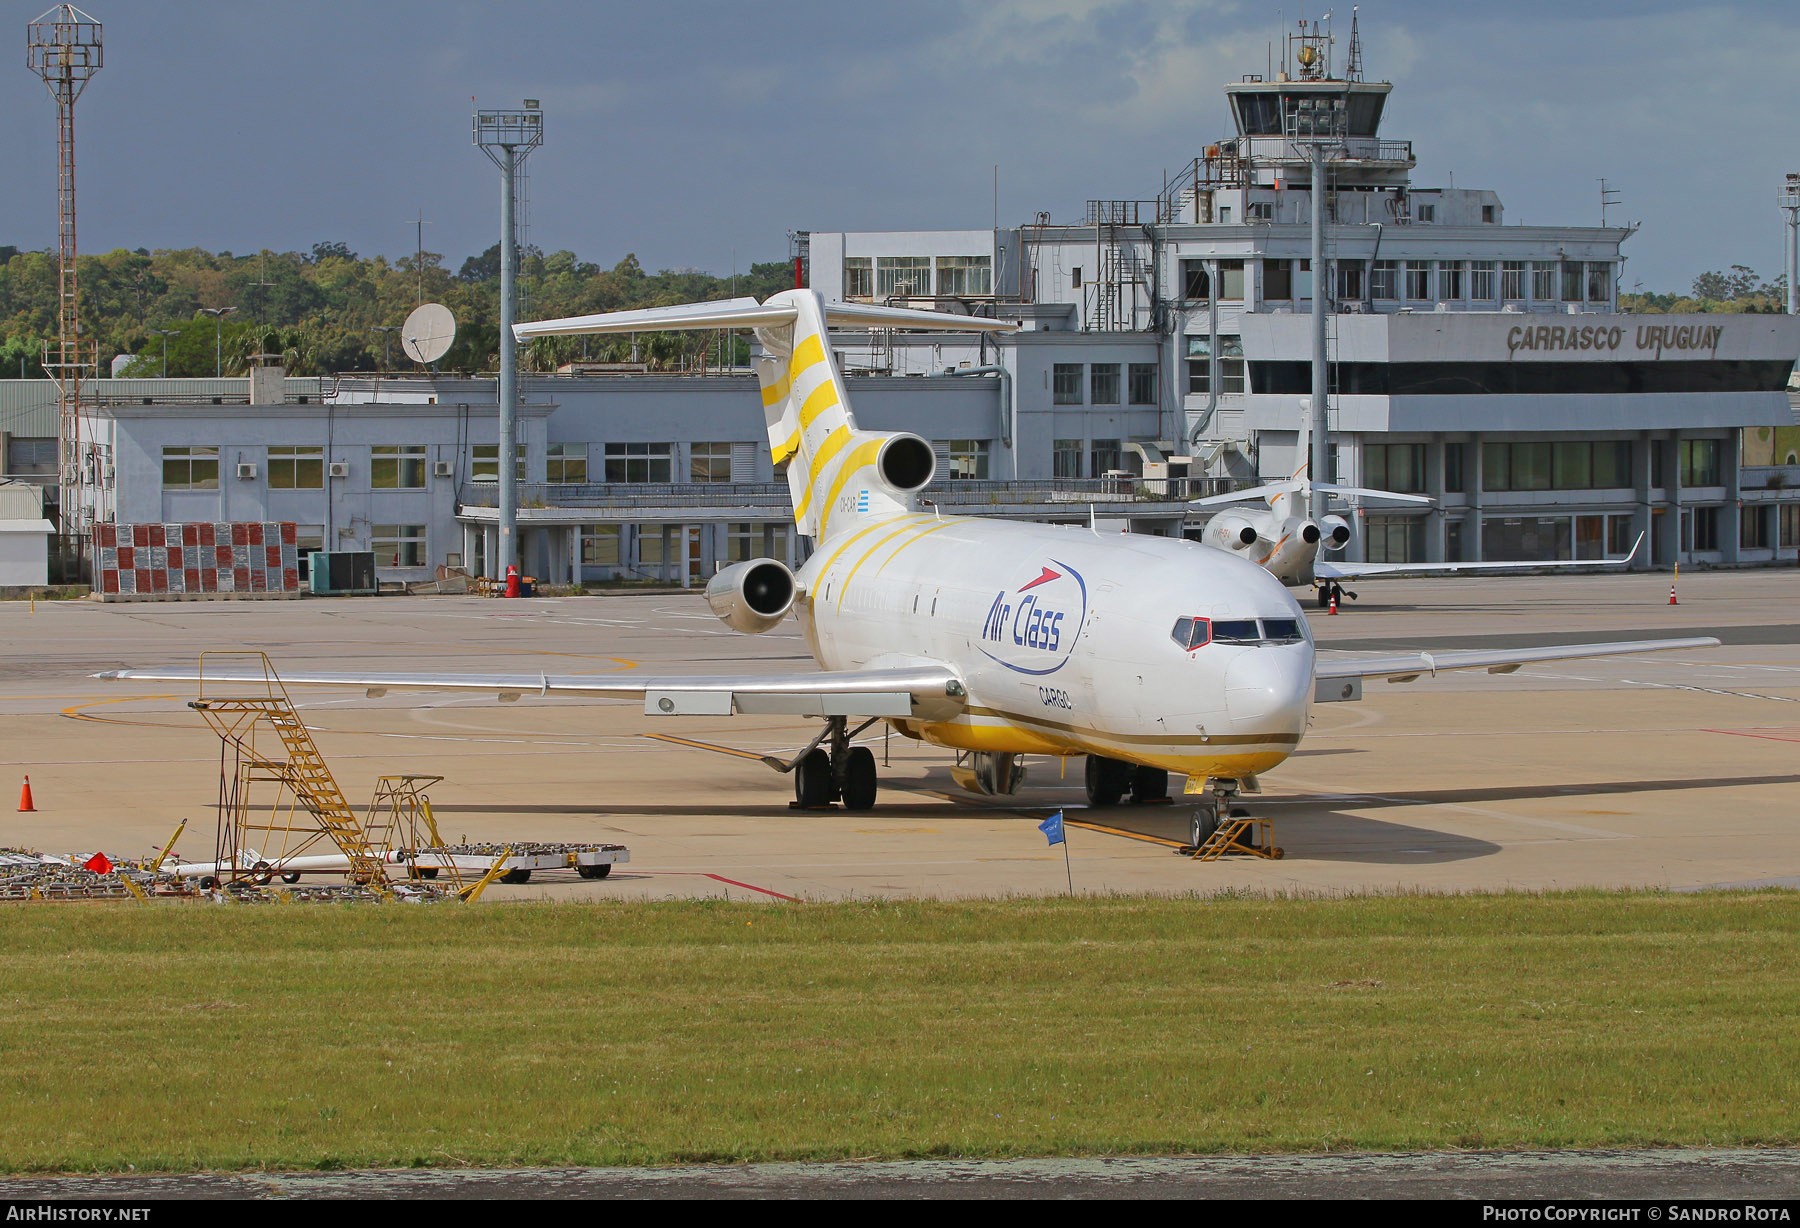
[[1, 0, 1793, 293]]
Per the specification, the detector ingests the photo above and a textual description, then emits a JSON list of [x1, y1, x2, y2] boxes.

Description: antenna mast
[[1347, 6, 1364, 82], [27, 4, 103, 550]]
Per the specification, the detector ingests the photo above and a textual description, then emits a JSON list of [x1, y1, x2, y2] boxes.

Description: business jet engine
[[950, 751, 1027, 796], [1321, 514, 1352, 550], [1208, 512, 1263, 550], [704, 559, 797, 634]]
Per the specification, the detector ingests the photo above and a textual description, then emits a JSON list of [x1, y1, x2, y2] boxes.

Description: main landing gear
[[788, 715, 881, 812], [1083, 755, 1169, 807], [1315, 579, 1356, 609], [1181, 777, 1283, 861]]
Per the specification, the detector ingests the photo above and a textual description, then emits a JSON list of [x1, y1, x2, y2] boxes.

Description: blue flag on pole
[[1038, 810, 1066, 847]]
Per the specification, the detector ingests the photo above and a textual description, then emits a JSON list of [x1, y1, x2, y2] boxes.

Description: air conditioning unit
[[433, 461, 454, 478], [328, 462, 349, 478], [308, 550, 378, 597], [236, 463, 257, 480]]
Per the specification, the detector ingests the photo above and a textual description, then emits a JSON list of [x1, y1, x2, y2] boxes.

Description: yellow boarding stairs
[[190, 652, 393, 893]]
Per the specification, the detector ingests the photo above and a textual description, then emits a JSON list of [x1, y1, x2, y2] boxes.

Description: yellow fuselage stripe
[[836, 519, 939, 611], [794, 425, 852, 522], [816, 439, 885, 538], [813, 516, 916, 590], [875, 519, 957, 576]]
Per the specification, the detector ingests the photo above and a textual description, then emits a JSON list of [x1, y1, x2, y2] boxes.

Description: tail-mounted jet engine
[[1299, 521, 1322, 545], [704, 559, 797, 634], [1321, 514, 1352, 550], [871, 432, 935, 495], [1211, 513, 1261, 550], [950, 751, 1027, 796]]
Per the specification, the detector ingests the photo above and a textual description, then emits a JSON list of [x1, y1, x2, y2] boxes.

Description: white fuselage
[[795, 512, 1315, 778], [1201, 509, 1324, 587]]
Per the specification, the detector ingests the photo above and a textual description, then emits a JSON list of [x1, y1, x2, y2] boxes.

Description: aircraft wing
[[513, 297, 1016, 340], [95, 664, 968, 721], [1314, 636, 1720, 685], [1189, 480, 1303, 509], [1317, 532, 1645, 581]]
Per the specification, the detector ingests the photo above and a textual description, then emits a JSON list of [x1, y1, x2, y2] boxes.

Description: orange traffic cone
[[1669, 584, 1677, 606], [1328, 592, 1339, 615], [18, 776, 35, 812]]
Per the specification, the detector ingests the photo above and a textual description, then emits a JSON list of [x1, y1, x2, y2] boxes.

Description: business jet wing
[[513, 297, 1017, 340], [95, 663, 968, 721], [1314, 635, 1719, 684], [1318, 533, 1645, 581]]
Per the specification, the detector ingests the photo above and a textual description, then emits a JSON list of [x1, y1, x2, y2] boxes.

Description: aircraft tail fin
[[515, 291, 1014, 539]]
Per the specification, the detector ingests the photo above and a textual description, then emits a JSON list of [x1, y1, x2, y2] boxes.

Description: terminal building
[[3, 18, 1797, 585]]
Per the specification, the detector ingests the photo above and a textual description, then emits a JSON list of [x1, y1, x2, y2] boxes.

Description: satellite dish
[[401, 303, 456, 365]]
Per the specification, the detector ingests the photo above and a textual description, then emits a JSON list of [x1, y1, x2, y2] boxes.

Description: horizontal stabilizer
[[1190, 480, 1303, 509], [515, 296, 1017, 341], [1312, 483, 1437, 506]]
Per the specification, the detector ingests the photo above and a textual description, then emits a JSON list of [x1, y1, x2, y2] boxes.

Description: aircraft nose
[[1224, 646, 1313, 731]]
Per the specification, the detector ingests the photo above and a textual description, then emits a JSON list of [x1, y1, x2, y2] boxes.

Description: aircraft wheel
[[251, 860, 273, 886], [578, 864, 612, 880], [795, 748, 834, 808], [500, 868, 531, 885], [1317, 587, 1331, 609], [1084, 755, 1128, 807], [841, 747, 878, 812], [1190, 807, 1220, 847], [281, 871, 301, 884], [1130, 766, 1169, 803], [415, 867, 439, 881]]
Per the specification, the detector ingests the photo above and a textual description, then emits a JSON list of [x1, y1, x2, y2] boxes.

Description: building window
[[1781, 504, 1800, 550], [1371, 260, 1398, 300], [605, 442, 674, 483], [6, 437, 55, 475], [1089, 363, 1120, 405], [1561, 261, 1585, 303], [1439, 262, 1465, 300], [689, 441, 732, 483], [1186, 336, 1245, 394], [370, 445, 426, 489], [1742, 506, 1769, 550], [1689, 506, 1720, 552], [1090, 438, 1122, 477], [1532, 262, 1556, 302], [1482, 204, 1497, 223], [580, 524, 620, 566], [295, 524, 324, 562], [1482, 440, 1631, 491], [875, 256, 932, 297], [1444, 441, 1466, 492], [1484, 516, 1573, 562], [267, 445, 323, 490], [371, 523, 426, 568], [162, 445, 219, 491], [1469, 261, 1496, 301], [1680, 439, 1721, 487], [1217, 260, 1245, 300], [1415, 203, 1436, 223], [1404, 262, 1431, 301], [1337, 259, 1365, 301], [1364, 443, 1426, 493], [1501, 261, 1526, 300], [945, 440, 989, 480], [1586, 262, 1611, 303], [844, 257, 872, 299], [1263, 259, 1293, 300], [1181, 260, 1209, 299], [1128, 363, 1157, 406], [727, 522, 790, 563], [1053, 439, 1083, 478], [546, 443, 587, 484], [1185, 258, 1244, 299], [1052, 364, 1084, 405], [1246, 200, 1274, 221], [471, 444, 525, 482], [1365, 514, 1425, 562], [935, 256, 991, 296]]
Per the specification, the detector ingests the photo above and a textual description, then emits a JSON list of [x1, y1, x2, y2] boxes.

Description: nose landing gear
[[1180, 777, 1284, 860]]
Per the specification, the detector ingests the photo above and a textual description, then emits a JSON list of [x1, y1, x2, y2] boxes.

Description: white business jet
[[1199, 408, 1643, 609], [101, 291, 1712, 831]]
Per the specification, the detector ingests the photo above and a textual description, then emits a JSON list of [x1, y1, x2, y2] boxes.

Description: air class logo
[[978, 558, 1088, 676]]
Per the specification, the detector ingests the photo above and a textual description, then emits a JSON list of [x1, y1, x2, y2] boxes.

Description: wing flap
[[1314, 636, 1720, 684], [99, 665, 966, 721]]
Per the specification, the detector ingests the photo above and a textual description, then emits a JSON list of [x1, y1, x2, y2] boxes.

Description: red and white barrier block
[[92, 522, 302, 602]]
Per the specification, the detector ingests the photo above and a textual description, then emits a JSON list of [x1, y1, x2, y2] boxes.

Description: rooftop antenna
[[410, 210, 431, 306], [1347, 6, 1364, 82], [27, 4, 103, 542], [473, 96, 543, 581], [401, 302, 456, 369], [1599, 178, 1622, 228]]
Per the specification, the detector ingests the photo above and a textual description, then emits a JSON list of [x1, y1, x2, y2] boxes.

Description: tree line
[[1620, 264, 1790, 315], [0, 242, 795, 379]]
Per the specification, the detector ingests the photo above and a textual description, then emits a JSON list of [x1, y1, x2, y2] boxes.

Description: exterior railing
[[460, 476, 1252, 511]]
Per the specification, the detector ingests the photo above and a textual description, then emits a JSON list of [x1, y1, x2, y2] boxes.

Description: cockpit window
[[1211, 619, 1262, 644], [1261, 618, 1306, 644], [1170, 616, 1211, 650], [1173, 616, 1307, 649]]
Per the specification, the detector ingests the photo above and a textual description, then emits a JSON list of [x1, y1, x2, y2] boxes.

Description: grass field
[[0, 891, 1796, 1173]]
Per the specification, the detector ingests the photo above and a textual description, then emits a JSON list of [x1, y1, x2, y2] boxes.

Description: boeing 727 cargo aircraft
[[103, 292, 1714, 831]]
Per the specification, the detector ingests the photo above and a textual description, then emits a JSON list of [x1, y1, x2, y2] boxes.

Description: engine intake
[[1322, 514, 1352, 550], [876, 433, 935, 493], [704, 559, 797, 635]]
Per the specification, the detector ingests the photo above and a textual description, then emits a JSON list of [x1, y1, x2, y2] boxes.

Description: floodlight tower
[[26, 4, 102, 537], [1781, 173, 1800, 316], [473, 99, 543, 578]]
